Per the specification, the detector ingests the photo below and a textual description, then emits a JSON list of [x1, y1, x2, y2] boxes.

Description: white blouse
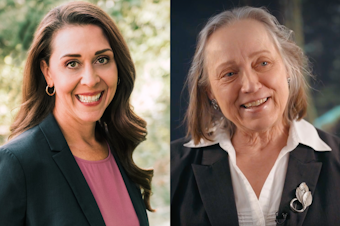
[[184, 119, 331, 226]]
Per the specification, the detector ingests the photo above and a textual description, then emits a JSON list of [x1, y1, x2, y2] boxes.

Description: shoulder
[[171, 137, 199, 200], [171, 137, 200, 163], [314, 128, 340, 163], [0, 126, 44, 207], [316, 128, 340, 150], [171, 137, 205, 182], [0, 123, 48, 162], [171, 137, 191, 154]]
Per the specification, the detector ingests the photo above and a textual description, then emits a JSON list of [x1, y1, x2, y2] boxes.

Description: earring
[[211, 99, 219, 110], [287, 77, 291, 87], [45, 85, 55, 96], [117, 77, 120, 85]]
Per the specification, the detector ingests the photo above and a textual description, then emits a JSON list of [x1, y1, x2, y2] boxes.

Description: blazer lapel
[[111, 148, 149, 226], [192, 144, 239, 226], [39, 114, 105, 226], [277, 144, 322, 226]]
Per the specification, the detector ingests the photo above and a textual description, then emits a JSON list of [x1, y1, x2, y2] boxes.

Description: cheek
[[100, 67, 118, 99], [264, 69, 289, 107], [105, 76, 117, 89], [103, 62, 118, 84], [102, 69, 117, 89], [222, 91, 239, 118], [211, 81, 238, 114], [51, 69, 78, 95]]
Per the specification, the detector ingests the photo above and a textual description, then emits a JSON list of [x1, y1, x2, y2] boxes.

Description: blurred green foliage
[[0, 0, 169, 225]]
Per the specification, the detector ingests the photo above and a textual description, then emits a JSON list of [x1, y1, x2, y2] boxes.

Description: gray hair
[[186, 6, 310, 144]]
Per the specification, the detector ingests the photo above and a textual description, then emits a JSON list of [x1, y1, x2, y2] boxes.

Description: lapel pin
[[290, 182, 313, 213]]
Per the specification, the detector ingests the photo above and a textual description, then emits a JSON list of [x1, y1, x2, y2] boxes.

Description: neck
[[232, 122, 289, 155], [53, 107, 98, 147]]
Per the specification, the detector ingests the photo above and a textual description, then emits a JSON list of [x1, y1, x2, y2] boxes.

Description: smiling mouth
[[76, 92, 103, 103], [242, 97, 268, 108]]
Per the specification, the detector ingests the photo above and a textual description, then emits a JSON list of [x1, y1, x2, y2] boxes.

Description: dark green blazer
[[0, 114, 149, 226]]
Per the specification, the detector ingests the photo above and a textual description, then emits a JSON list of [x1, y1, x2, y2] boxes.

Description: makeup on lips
[[76, 91, 104, 106]]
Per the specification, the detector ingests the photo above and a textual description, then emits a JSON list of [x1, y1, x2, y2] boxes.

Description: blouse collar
[[184, 119, 331, 152]]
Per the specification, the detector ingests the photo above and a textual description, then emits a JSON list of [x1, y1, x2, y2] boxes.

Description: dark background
[[171, 0, 340, 141]]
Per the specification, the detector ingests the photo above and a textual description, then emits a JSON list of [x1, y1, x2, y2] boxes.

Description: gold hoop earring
[[46, 85, 55, 96]]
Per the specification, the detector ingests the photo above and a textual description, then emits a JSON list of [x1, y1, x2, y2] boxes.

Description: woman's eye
[[66, 61, 79, 68], [261, 61, 268, 66], [225, 72, 235, 77], [96, 57, 108, 64]]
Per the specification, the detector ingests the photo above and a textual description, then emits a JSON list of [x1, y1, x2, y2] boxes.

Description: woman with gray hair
[[171, 6, 340, 226]]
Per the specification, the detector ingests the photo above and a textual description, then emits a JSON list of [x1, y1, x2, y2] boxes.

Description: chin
[[241, 118, 280, 133], [77, 112, 103, 123]]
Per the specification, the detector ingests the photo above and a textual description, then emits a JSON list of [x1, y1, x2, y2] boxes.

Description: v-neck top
[[74, 147, 139, 226], [184, 119, 331, 226]]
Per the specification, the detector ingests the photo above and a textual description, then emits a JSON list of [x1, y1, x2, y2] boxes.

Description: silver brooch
[[290, 182, 313, 213]]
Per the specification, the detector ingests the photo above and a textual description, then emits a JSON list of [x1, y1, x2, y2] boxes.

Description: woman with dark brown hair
[[0, 1, 152, 225]]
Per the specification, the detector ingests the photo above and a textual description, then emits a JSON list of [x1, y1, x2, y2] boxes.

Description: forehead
[[50, 24, 110, 56], [205, 19, 278, 67]]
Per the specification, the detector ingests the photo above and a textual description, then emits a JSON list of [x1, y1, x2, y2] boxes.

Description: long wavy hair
[[186, 6, 310, 144], [9, 1, 153, 211]]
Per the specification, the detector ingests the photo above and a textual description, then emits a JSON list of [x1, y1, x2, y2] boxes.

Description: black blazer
[[0, 114, 149, 226], [171, 129, 340, 226]]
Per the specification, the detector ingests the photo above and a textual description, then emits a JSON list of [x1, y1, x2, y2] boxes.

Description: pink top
[[75, 147, 139, 226]]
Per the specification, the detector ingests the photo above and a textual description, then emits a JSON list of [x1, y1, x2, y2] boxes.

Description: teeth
[[77, 93, 101, 103], [243, 98, 268, 108]]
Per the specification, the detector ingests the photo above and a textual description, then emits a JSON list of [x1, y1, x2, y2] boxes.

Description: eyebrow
[[95, 48, 113, 55], [215, 61, 237, 76], [249, 50, 271, 58], [60, 48, 113, 59]]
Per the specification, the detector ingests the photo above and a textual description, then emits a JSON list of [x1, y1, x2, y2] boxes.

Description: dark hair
[[10, 1, 153, 211]]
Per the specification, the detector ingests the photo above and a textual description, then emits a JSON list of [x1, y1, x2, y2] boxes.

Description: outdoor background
[[0, 0, 169, 225], [171, 0, 340, 141]]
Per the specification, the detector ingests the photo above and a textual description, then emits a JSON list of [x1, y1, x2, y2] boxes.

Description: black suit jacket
[[0, 114, 149, 226], [171, 129, 340, 226]]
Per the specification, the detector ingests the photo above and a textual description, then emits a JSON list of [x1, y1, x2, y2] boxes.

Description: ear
[[40, 60, 54, 87]]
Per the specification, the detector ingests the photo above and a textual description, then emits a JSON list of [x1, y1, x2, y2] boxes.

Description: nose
[[80, 64, 100, 87], [240, 68, 262, 93]]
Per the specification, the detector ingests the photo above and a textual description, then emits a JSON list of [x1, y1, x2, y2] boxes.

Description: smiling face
[[205, 19, 289, 133], [41, 24, 118, 124]]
